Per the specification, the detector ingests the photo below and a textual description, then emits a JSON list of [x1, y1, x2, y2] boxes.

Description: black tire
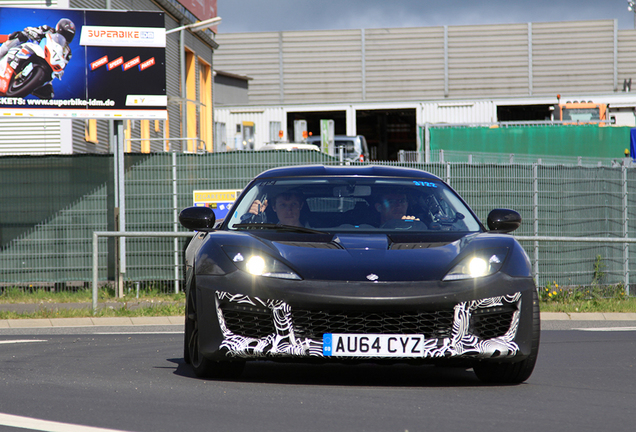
[[473, 289, 540, 384], [183, 288, 193, 365], [184, 287, 245, 379], [5, 60, 49, 98]]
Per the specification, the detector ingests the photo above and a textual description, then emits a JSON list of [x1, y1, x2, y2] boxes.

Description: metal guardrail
[[91, 231, 194, 312], [91, 230, 636, 312], [515, 236, 636, 296], [397, 149, 628, 167], [125, 137, 207, 153]]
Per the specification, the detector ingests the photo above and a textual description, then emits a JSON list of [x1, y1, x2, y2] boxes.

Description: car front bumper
[[194, 272, 537, 363]]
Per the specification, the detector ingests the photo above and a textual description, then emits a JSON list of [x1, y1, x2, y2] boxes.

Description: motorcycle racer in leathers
[[0, 18, 75, 98]]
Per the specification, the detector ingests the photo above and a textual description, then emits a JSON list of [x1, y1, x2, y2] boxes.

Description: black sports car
[[179, 165, 540, 383]]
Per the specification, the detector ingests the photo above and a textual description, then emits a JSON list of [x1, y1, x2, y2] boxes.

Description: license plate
[[323, 334, 426, 357]]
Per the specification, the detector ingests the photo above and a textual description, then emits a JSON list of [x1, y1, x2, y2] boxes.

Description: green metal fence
[[1, 150, 636, 292], [426, 124, 632, 160]]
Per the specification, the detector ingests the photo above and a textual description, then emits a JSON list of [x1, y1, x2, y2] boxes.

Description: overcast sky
[[217, 0, 636, 33]]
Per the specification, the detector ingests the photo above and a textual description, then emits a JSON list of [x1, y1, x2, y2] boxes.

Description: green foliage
[[0, 286, 185, 319], [538, 280, 631, 312], [0, 302, 185, 320], [591, 254, 606, 286], [0, 285, 185, 304]]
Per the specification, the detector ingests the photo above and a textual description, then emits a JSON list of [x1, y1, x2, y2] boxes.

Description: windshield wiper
[[233, 223, 324, 234]]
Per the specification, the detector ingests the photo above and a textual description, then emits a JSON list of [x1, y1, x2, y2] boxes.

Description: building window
[[185, 49, 197, 152], [84, 119, 98, 144], [269, 121, 282, 142], [199, 59, 212, 152], [141, 120, 150, 153], [214, 122, 227, 152]]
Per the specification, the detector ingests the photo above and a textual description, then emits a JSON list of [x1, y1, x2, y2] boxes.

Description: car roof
[[253, 165, 441, 180]]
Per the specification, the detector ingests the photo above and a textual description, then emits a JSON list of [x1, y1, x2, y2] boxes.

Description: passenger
[[374, 192, 421, 227]]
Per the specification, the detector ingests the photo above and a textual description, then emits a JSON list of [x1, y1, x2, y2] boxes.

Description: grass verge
[[0, 287, 185, 319], [2, 285, 636, 319], [538, 282, 636, 313]]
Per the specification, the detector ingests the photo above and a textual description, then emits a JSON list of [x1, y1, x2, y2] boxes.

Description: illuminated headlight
[[443, 248, 508, 281], [223, 247, 302, 280], [246, 255, 266, 275]]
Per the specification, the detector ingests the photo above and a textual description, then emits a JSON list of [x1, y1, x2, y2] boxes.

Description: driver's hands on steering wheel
[[248, 199, 268, 215], [400, 215, 419, 222]]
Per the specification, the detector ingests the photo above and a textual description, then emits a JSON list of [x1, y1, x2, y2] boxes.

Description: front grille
[[220, 304, 275, 339], [291, 309, 454, 340], [470, 308, 516, 339]]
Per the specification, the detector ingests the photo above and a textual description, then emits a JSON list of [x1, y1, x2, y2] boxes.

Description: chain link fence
[[2, 150, 636, 294]]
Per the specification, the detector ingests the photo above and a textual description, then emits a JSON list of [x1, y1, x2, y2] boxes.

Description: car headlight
[[223, 247, 302, 280], [443, 248, 508, 281]]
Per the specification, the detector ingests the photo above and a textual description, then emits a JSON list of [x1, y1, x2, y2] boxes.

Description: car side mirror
[[487, 209, 521, 233], [179, 206, 216, 231]]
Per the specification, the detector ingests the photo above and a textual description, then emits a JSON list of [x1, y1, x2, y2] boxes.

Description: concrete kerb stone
[[0, 316, 183, 329], [8, 319, 53, 328], [1, 313, 636, 329], [130, 316, 174, 326], [50, 318, 94, 327], [540, 312, 636, 320], [540, 312, 571, 320]]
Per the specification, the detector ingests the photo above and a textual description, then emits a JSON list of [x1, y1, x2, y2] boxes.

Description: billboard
[[0, 7, 166, 119]]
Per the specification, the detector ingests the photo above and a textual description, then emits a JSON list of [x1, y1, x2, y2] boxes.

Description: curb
[[0, 316, 183, 329], [1, 312, 636, 329], [540, 312, 636, 321]]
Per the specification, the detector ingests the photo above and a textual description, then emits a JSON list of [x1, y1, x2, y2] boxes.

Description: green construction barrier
[[428, 125, 632, 159]]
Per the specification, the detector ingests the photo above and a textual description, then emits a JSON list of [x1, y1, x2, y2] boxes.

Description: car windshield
[[226, 176, 481, 233]]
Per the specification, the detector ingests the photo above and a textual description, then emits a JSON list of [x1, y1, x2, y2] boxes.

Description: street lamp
[[166, 16, 222, 152], [166, 16, 222, 35], [628, 1, 636, 29]]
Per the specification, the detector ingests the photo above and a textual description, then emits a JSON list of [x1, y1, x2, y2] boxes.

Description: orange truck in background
[[553, 96, 608, 126]]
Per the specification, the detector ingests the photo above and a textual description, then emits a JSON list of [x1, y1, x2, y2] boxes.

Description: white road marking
[[574, 327, 636, 332], [0, 339, 47, 344], [0, 413, 134, 432]]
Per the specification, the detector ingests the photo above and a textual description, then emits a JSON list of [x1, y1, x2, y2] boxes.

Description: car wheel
[[183, 289, 193, 365], [184, 288, 245, 379], [472, 289, 540, 384]]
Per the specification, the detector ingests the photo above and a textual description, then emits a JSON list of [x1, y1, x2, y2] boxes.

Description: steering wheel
[[380, 218, 427, 230]]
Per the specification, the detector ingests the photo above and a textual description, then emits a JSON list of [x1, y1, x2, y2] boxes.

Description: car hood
[[227, 231, 513, 282]]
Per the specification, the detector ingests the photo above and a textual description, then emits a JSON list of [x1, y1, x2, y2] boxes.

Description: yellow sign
[[193, 189, 242, 220], [193, 190, 239, 203]]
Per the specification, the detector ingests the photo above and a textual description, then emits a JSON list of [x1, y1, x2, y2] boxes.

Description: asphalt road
[[0, 321, 634, 432]]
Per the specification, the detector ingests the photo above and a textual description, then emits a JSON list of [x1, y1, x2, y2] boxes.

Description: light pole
[[165, 16, 222, 35], [166, 17, 222, 152], [628, 1, 636, 29]]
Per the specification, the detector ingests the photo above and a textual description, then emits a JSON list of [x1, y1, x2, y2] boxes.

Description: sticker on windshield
[[413, 181, 437, 188]]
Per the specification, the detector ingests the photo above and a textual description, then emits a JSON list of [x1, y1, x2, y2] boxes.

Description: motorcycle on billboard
[[0, 32, 70, 98]]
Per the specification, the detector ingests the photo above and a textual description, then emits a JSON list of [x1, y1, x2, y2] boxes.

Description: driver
[[246, 191, 307, 227], [271, 192, 304, 227], [374, 192, 420, 226]]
